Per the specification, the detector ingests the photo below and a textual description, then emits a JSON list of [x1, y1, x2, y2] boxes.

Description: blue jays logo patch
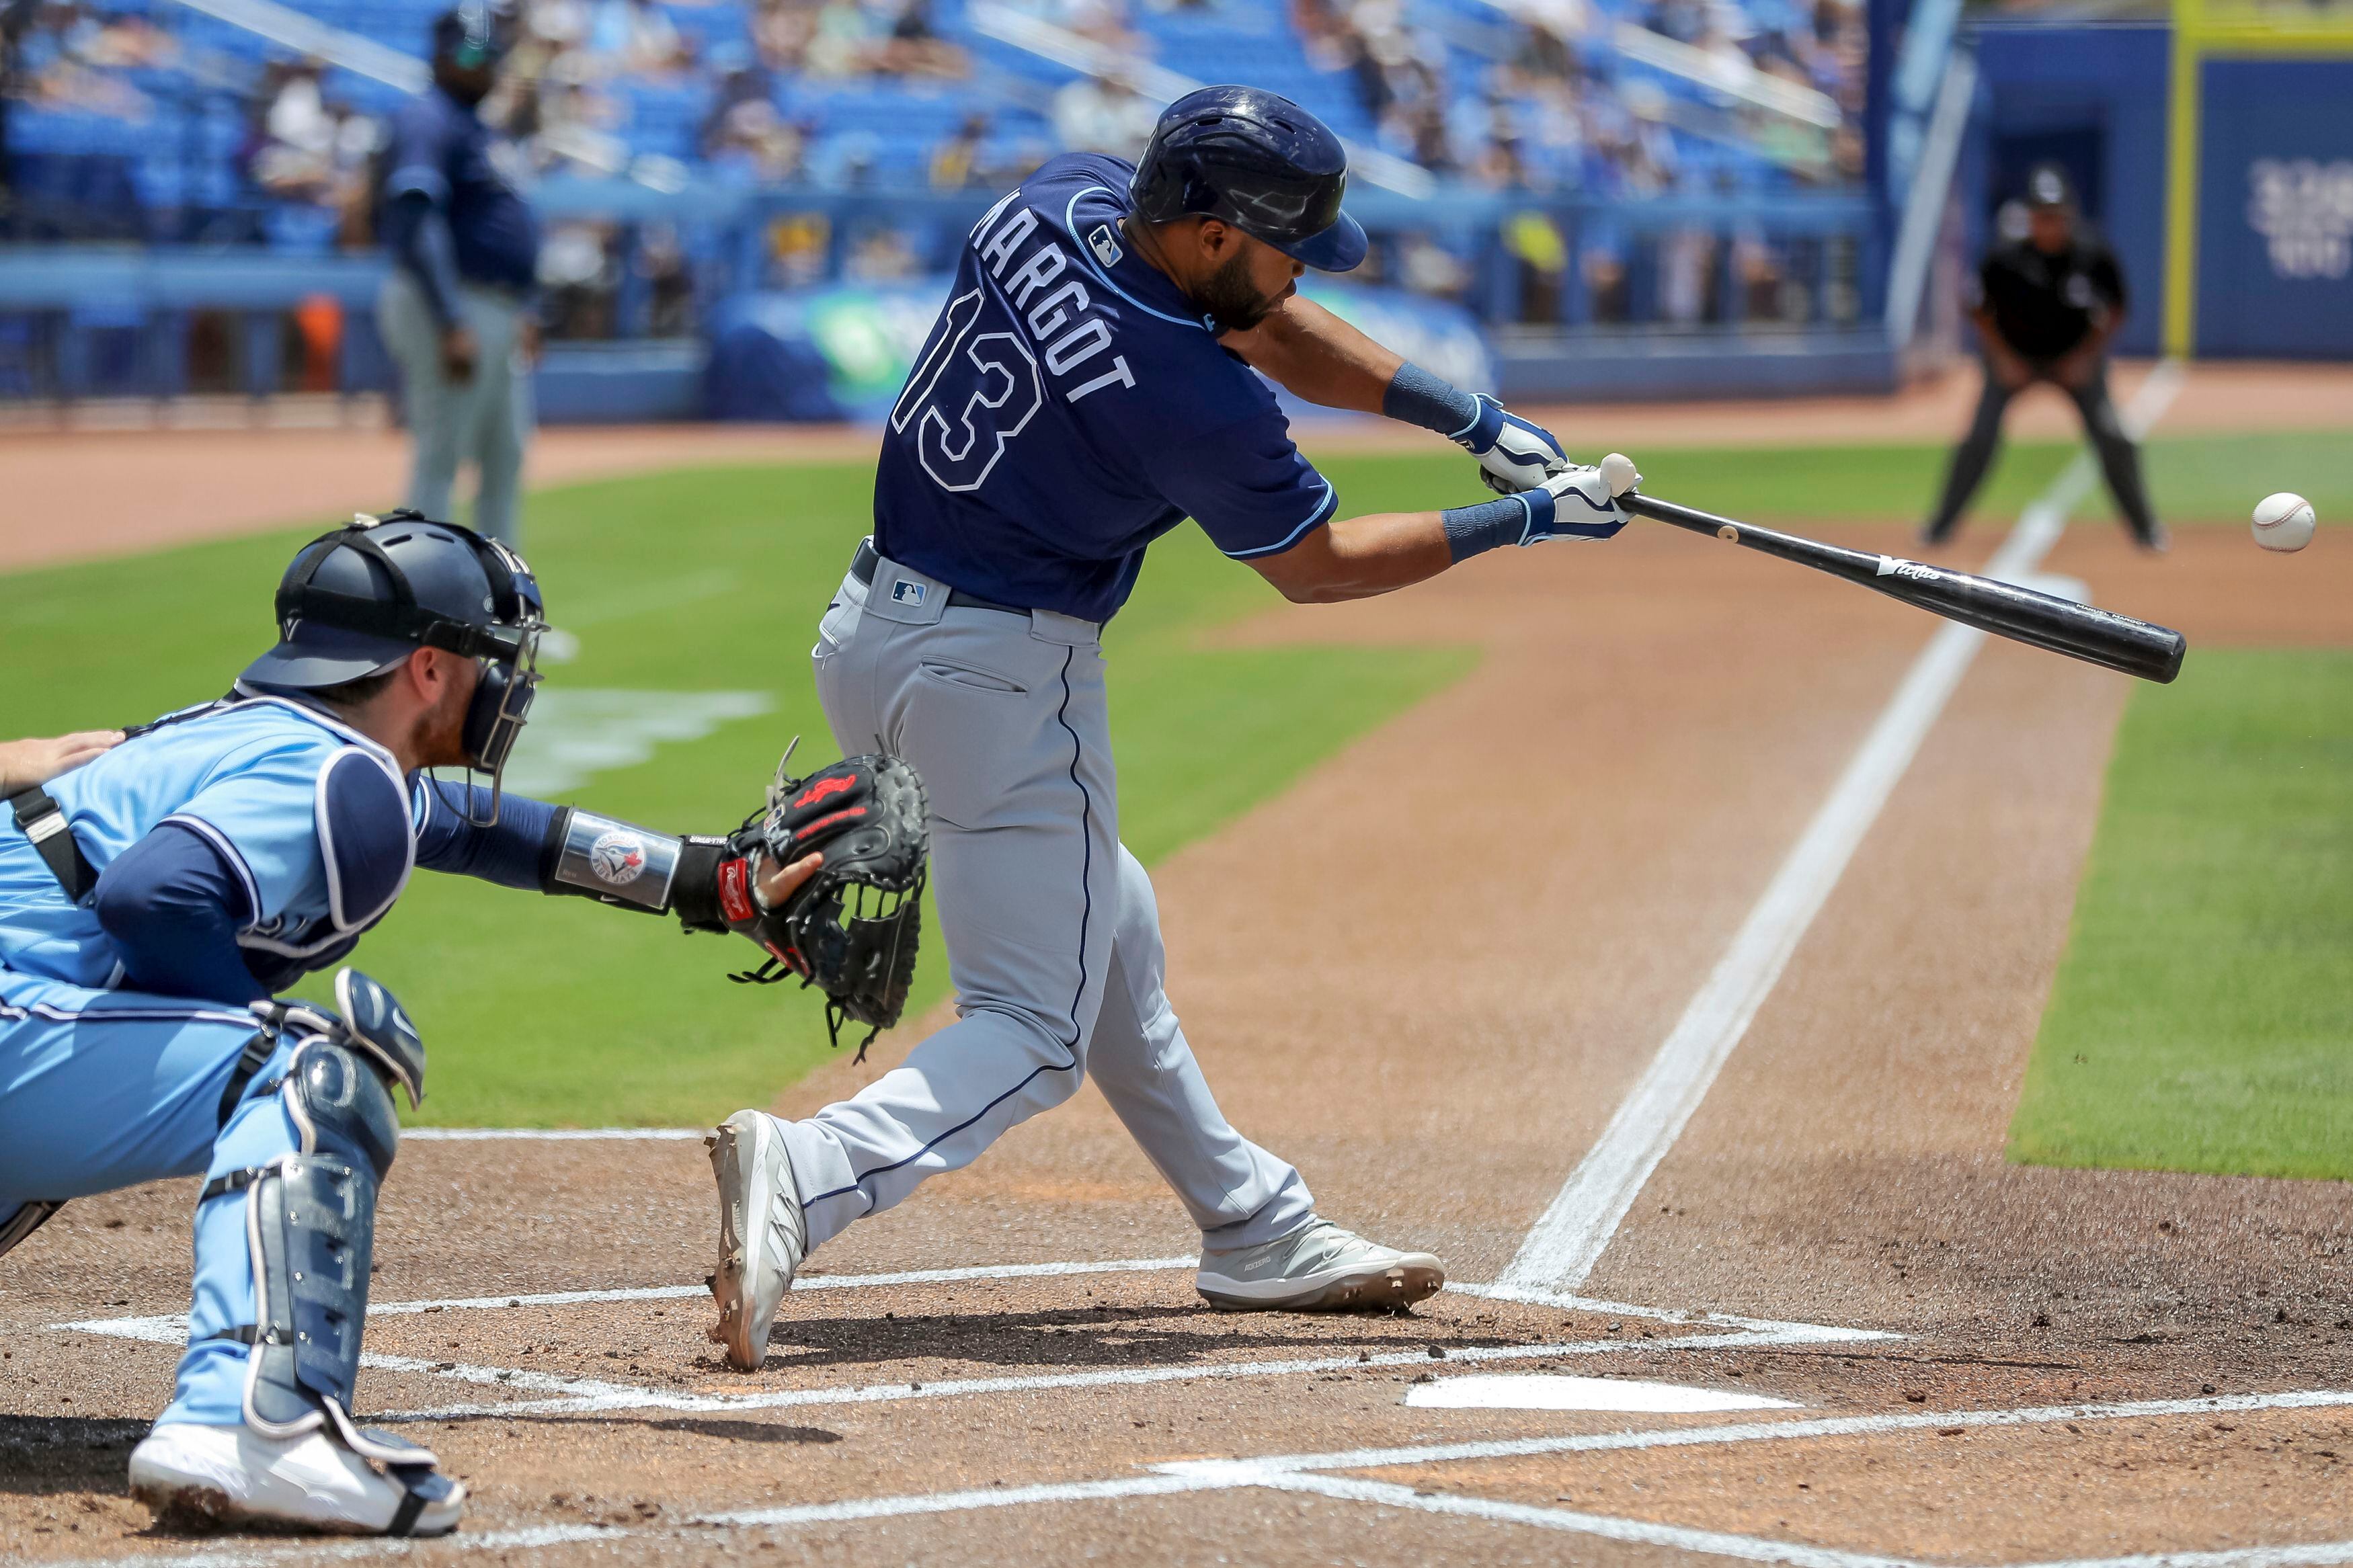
[[588, 829, 648, 886]]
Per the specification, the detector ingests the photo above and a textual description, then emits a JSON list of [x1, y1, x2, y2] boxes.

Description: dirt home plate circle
[[2251, 491, 2316, 552]]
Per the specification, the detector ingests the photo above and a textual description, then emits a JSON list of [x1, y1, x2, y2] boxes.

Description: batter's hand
[[1521, 454, 1639, 544], [1454, 395, 1568, 495], [0, 730, 124, 795]]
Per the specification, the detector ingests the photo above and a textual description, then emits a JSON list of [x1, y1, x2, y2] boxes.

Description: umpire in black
[[1923, 165, 2163, 551]]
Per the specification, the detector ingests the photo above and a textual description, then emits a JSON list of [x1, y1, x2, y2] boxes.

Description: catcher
[[0, 512, 920, 1536]]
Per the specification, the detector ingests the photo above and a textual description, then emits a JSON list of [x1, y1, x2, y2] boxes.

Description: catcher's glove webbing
[[716, 751, 928, 1058]]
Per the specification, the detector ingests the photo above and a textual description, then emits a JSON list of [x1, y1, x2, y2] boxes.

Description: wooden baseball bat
[[1620, 492, 2187, 684]]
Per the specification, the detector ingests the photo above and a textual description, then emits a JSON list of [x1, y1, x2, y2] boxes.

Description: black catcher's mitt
[[716, 749, 928, 1057]]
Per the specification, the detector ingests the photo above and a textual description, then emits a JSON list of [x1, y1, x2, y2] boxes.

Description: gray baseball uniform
[[772, 546, 1313, 1252]]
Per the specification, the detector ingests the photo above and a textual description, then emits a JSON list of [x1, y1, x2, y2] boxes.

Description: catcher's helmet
[[242, 511, 546, 788], [1130, 85, 1367, 274]]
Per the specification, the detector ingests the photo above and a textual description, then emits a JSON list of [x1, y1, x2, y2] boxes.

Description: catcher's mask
[[243, 510, 547, 825]]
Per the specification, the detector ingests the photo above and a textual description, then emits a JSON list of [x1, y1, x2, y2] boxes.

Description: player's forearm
[[414, 776, 734, 926], [1254, 511, 1454, 602], [1221, 296, 1401, 413], [0, 730, 122, 794], [385, 196, 464, 326]]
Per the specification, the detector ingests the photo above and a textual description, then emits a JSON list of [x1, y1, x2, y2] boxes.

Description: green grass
[[1310, 428, 2351, 530], [10, 424, 2342, 1127], [2008, 650, 2353, 1181], [0, 460, 1470, 1125]]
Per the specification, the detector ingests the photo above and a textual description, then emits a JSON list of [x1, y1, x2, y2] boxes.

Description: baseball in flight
[[2251, 492, 2316, 552]]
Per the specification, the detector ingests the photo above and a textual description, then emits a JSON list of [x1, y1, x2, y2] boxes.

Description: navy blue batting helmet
[[1131, 85, 1367, 274]]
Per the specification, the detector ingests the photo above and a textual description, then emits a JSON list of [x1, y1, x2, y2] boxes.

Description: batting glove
[[1454, 395, 1569, 495], [1522, 455, 1641, 544]]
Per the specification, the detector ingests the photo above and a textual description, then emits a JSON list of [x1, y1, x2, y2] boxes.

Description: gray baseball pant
[[771, 544, 1316, 1253], [376, 270, 533, 546]]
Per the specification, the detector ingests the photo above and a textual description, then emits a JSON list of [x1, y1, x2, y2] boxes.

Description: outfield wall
[[1971, 20, 2353, 361]]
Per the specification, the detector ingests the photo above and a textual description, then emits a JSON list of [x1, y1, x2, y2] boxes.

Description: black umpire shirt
[[1978, 235, 2126, 360]]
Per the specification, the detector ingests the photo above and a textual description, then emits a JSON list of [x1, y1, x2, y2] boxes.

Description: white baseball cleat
[[1197, 1217, 1446, 1311], [707, 1108, 808, 1372], [128, 1421, 464, 1536]]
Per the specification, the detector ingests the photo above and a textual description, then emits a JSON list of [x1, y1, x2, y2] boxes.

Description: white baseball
[[2251, 492, 2315, 552]]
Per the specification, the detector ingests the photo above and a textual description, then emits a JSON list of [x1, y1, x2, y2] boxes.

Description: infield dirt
[[4, 386, 2353, 1563]]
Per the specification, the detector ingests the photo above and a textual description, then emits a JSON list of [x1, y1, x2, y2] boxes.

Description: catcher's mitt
[[715, 747, 928, 1057]]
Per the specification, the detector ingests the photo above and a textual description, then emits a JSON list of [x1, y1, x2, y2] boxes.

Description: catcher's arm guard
[[536, 807, 732, 919]]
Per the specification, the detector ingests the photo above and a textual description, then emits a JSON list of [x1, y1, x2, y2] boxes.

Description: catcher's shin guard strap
[[543, 807, 684, 912]]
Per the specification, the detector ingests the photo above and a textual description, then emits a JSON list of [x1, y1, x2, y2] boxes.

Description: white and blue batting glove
[[1521, 455, 1641, 544], [1455, 394, 1569, 495]]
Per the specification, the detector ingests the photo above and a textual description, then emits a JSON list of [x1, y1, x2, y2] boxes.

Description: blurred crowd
[[1292, 0, 1864, 194], [1, 0, 1877, 333]]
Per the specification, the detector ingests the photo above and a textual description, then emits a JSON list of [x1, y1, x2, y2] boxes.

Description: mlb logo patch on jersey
[[1088, 224, 1123, 268], [890, 579, 928, 606]]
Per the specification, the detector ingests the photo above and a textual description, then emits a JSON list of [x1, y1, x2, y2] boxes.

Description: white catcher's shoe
[[128, 1421, 464, 1536], [707, 1109, 808, 1371], [1197, 1216, 1446, 1311]]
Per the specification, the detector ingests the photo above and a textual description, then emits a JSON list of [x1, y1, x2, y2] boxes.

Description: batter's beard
[[1195, 251, 1281, 333]]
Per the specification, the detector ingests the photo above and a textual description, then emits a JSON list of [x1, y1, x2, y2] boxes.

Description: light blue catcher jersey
[[0, 694, 413, 992]]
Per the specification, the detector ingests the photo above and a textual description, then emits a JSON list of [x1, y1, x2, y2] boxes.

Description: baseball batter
[[706, 86, 1639, 1370], [0, 515, 860, 1535]]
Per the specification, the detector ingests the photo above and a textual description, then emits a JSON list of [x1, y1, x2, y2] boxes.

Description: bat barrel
[[1622, 493, 2187, 685]]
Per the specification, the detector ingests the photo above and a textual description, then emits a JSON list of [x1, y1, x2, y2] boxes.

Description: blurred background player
[[376, 5, 542, 552], [0, 514, 818, 1534], [1922, 163, 2163, 552]]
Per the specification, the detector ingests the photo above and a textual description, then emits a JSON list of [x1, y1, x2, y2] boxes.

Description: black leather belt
[[850, 540, 1027, 617]]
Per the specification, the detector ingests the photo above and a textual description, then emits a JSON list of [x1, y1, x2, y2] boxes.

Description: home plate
[[1404, 1375, 1801, 1413]]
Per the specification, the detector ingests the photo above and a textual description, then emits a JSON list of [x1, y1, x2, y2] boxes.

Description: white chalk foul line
[[51, 1254, 1882, 1424], [372, 1324, 1851, 1423], [52, 1256, 1206, 1344], [1500, 361, 2186, 1295], [45, 1386, 2353, 1568], [1190, 1386, 2353, 1477], [1248, 1469, 1917, 1568]]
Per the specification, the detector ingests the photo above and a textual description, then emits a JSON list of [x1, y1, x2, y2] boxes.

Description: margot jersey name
[[958, 185, 1138, 406]]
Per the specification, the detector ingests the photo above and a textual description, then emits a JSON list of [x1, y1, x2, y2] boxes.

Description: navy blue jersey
[[871, 154, 1337, 622], [383, 87, 539, 293]]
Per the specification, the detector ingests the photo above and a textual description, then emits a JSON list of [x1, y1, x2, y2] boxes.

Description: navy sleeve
[[381, 101, 463, 323], [92, 822, 269, 1005], [1142, 411, 1339, 561], [411, 776, 559, 890]]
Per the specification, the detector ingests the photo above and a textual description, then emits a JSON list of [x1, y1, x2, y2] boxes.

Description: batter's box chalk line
[[34, 1386, 2353, 1568], [53, 1255, 1892, 1425]]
